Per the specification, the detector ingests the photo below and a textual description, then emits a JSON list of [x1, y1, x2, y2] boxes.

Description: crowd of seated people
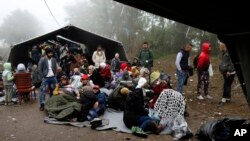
[[0, 40, 193, 140]]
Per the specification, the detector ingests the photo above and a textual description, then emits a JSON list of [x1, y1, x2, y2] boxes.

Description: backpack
[[193, 54, 199, 69]]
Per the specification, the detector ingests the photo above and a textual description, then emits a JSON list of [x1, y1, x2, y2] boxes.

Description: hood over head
[[201, 42, 211, 54], [3, 62, 12, 71]]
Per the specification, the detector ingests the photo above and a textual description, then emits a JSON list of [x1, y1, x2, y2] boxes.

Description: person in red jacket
[[197, 42, 213, 100], [149, 79, 170, 109], [99, 62, 111, 82]]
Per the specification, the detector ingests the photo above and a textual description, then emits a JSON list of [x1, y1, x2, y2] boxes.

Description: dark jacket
[[111, 57, 120, 72], [38, 56, 57, 77], [79, 91, 97, 120], [219, 51, 235, 73], [89, 69, 105, 87], [138, 49, 153, 68], [180, 49, 190, 71], [107, 86, 127, 111], [123, 88, 148, 128]]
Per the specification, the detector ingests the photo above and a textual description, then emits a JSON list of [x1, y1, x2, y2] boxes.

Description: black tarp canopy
[[114, 0, 250, 106], [8, 25, 127, 67]]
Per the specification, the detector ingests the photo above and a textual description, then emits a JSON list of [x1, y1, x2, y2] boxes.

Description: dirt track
[[0, 56, 249, 141]]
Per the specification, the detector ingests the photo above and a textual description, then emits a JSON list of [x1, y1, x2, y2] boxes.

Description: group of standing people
[[175, 41, 235, 105]]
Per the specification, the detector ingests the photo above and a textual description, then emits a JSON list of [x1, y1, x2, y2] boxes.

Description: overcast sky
[[0, 0, 84, 33]]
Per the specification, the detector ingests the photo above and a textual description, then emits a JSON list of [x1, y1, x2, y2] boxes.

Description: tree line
[[64, 0, 218, 58], [0, 0, 218, 60]]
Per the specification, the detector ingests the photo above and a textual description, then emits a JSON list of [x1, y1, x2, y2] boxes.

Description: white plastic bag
[[208, 64, 213, 77]]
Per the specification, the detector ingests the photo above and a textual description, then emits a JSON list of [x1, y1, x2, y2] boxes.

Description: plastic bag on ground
[[195, 117, 250, 141]]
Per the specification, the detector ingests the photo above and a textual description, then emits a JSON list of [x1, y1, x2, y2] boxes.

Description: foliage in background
[[0, 46, 11, 61], [0, 9, 43, 45], [0, 0, 219, 60], [65, 0, 219, 59]]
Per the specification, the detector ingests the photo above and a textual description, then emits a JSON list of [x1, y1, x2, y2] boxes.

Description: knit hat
[[120, 87, 130, 95], [100, 62, 106, 68], [17, 63, 26, 71], [81, 74, 89, 80], [82, 86, 93, 93], [3, 62, 12, 70], [120, 63, 127, 71]]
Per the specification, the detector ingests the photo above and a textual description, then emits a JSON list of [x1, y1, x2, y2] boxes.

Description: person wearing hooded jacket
[[123, 88, 161, 136], [2, 62, 14, 105], [196, 42, 213, 100], [99, 62, 111, 82], [107, 86, 128, 111]]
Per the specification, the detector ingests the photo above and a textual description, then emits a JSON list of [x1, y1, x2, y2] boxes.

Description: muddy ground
[[0, 56, 249, 141]]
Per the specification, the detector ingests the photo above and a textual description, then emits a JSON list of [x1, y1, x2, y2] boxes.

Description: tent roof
[[8, 25, 127, 67]]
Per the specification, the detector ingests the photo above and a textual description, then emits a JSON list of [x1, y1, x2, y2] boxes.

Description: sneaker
[[205, 95, 213, 99], [131, 126, 137, 133], [90, 118, 102, 129], [221, 98, 230, 103], [131, 126, 148, 138], [221, 98, 227, 103], [219, 98, 231, 105], [197, 95, 204, 100], [225, 98, 231, 102]]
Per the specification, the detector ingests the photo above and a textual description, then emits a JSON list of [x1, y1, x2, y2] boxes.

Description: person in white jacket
[[92, 45, 106, 68]]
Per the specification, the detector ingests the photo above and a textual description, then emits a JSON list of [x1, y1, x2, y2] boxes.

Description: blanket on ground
[[45, 94, 82, 120], [44, 108, 172, 134]]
